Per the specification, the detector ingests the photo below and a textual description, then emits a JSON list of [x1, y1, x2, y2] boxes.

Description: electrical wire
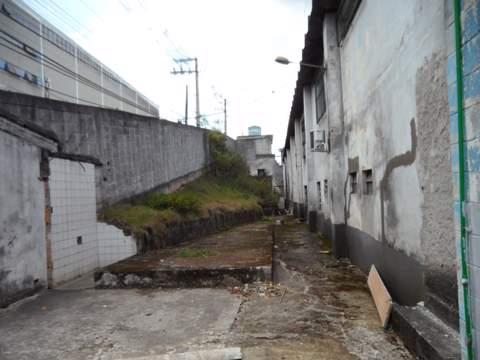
[[2, 1, 158, 109], [40, 0, 96, 38], [0, 38, 152, 113], [27, 0, 92, 42], [0, 10, 158, 114]]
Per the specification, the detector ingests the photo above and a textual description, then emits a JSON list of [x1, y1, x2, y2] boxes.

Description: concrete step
[[95, 266, 271, 289], [94, 222, 273, 289], [123, 347, 242, 360], [390, 303, 461, 360]]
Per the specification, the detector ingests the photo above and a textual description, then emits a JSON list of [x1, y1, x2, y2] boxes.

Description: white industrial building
[[0, 0, 158, 117]]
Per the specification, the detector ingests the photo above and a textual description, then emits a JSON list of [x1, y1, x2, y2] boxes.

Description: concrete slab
[[390, 304, 461, 360], [0, 289, 242, 360], [56, 271, 95, 290], [95, 222, 273, 289], [123, 347, 242, 359], [0, 217, 413, 360]]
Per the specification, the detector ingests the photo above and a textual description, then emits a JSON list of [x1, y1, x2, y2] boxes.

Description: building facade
[[282, 1, 480, 358], [0, 0, 158, 117], [236, 129, 283, 193]]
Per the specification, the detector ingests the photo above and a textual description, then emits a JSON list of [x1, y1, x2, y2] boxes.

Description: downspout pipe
[[453, 0, 474, 358]]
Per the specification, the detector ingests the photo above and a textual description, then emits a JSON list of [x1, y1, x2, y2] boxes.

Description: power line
[[27, 0, 91, 42], [41, 0, 96, 37], [0, 8, 158, 113], [0, 37, 152, 113]]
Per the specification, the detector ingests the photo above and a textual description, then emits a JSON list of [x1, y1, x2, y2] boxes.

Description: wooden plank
[[367, 264, 393, 329]]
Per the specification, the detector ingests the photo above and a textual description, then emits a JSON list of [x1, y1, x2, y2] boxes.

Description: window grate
[[363, 169, 373, 195], [350, 172, 358, 194]]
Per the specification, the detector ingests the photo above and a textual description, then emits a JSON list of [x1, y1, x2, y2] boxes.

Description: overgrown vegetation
[[208, 132, 279, 209], [178, 248, 215, 258], [100, 131, 278, 239]]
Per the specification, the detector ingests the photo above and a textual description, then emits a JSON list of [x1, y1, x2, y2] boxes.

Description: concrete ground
[[94, 222, 273, 289], [0, 218, 413, 359]]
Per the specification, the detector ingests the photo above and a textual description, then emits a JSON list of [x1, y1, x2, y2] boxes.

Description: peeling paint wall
[[0, 130, 47, 307], [283, 0, 457, 316], [339, 0, 455, 310]]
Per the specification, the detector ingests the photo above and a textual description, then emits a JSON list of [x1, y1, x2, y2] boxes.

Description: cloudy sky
[[24, 0, 311, 158]]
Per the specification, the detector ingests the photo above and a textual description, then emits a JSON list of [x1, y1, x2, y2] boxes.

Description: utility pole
[[184, 85, 188, 125], [171, 57, 201, 127], [194, 58, 200, 127], [224, 98, 227, 135]]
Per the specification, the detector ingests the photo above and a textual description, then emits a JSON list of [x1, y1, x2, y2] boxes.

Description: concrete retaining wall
[[109, 208, 263, 254], [0, 90, 211, 207]]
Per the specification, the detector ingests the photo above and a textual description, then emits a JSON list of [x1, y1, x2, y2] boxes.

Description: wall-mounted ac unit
[[313, 129, 329, 153]]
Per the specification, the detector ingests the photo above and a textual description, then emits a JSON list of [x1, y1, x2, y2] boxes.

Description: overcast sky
[[24, 0, 311, 158]]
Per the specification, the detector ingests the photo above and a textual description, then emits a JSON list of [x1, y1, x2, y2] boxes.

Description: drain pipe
[[453, 0, 474, 358]]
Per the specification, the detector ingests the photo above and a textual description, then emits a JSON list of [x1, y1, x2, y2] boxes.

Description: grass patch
[[100, 131, 278, 242], [178, 248, 216, 258]]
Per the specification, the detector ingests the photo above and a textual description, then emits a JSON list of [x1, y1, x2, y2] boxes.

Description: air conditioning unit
[[313, 130, 329, 153]]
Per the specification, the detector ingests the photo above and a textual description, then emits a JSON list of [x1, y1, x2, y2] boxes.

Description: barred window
[[350, 172, 358, 194], [363, 169, 373, 195]]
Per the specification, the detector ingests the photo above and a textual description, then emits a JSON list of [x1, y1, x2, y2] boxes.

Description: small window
[[302, 123, 306, 159], [315, 75, 326, 122], [363, 169, 373, 195], [317, 181, 322, 210], [349, 172, 358, 194], [257, 169, 266, 177], [310, 131, 314, 150], [304, 185, 308, 205], [324, 179, 328, 199]]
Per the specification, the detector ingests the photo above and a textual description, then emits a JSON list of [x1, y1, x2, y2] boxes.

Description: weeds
[[143, 193, 200, 215], [100, 131, 278, 240], [178, 248, 215, 257]]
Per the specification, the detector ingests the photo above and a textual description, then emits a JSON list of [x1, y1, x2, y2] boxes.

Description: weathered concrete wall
[[301, 13, 346, 249], [0, 130, 47, 307], [339, 0, 454, 310], [0, 90, 211, 207], [283, 0, 457, 316], [236, 135, 283, 192]]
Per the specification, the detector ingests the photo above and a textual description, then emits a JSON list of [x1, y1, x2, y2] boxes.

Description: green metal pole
[[453, 0, 474, 358]]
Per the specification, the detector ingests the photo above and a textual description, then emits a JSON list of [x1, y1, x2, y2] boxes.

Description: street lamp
[[275, 56, 326, 71]]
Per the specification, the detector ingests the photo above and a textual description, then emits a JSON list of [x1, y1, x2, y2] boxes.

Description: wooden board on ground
[[367, 264, 393, 329]]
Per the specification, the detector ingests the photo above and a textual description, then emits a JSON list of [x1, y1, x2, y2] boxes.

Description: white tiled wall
[[97, 222, 137, 267], [49, 158, 138, 286], [49, 158, 97, 285]]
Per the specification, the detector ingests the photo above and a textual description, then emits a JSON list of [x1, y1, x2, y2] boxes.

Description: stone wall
[[0, 90, 211, 207]]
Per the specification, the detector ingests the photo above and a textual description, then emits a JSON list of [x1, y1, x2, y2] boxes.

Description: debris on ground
[[230, 282, 288, 298]]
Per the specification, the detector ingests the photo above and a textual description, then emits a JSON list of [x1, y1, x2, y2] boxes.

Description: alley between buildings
[[0, 218, 412, 360]]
